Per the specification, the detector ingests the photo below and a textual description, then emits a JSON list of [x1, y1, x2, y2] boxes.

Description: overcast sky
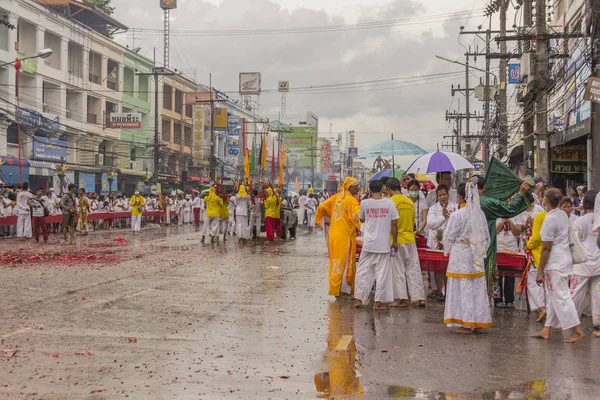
[[111, 0, 497, 155]]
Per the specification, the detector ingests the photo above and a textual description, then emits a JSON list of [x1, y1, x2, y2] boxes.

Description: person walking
[[192, 192, 202, 226], [316, 177, 362, 298], [16, 182, 33, 239], [531, 189, 585, 343], [387, 178, 426, 308], [306, 193, 318, 232], [130, 190, 146, 234], [235, 185, 251, 241], [264, 188, 278, 241], [249, 189, 263, 239], [77, 189, 90, 234], [442, 180, 492, 334], [183, 194, 193, 224], [201, 187, 223, 243], [525, 208, 548, 322], [353, 180, 398, 311], [30, 188, 49, 243], [571, 190, 600, 333], [60, 184, 77, 245]]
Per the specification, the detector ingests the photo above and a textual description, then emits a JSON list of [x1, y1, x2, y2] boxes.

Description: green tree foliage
[[82, 0, 115, 16]]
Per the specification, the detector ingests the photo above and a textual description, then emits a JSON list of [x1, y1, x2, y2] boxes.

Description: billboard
[[101, 172, 118, 194], [348, 147, 358, 156], [282, 126, 317, 167], [185, 92, 212, 105], [319, 139, 333, 174], [109, 113, 142, 129], [160, 0, 177, 9], [193, 105, 206, 159], [228, 116, 241, 136], [239, 72, 261, 95], [214, 108, 228, 130], [78, 172, 96, 193], [508, 64, 521, 84], [278, 81, 289, 92], [32, 137, 67, 162], [228, 144, 239, 156]]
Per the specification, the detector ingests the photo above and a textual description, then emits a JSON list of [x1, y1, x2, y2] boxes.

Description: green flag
[[483, 157, 524, 201], [250, 137, 256, 175]]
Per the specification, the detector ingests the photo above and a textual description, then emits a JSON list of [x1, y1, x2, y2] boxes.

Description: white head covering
[[466, 178, 489, 270]]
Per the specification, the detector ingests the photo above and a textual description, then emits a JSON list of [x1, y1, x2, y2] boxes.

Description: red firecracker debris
[[113, 237, 128, 243], [81, 297, 87, 301], [128, 337, 137, 343]]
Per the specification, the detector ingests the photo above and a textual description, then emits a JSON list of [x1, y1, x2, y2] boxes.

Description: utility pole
[[498, 0, 508, 158], [483, 21, 492, 166], [522, 0, 535, 176], [590, 0, 600, 190], [535, 0, 549, 181]]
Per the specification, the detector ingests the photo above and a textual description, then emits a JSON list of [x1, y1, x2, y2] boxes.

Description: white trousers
[[390, 244, 425, 301], [165, 207, 171, 224], [544, 270, 580, 330], [204, 217, 220, 237], [220, 218, 229, 235], [249, 214, 261, 237], [131, 215, 142, 232], [183, 210, 192, 224], [571, 274, 600, 327], [354, 251, 393, 303], [17, 214, 32, 238], [527, 265, 546, 311], [307, 211, 316, 228], [236, 215, 251, 239], [228, 215, 235, 235]]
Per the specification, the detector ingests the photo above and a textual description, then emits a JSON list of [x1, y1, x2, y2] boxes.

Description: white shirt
[[424, 189, 458, 210], [594, 192, 600, 232], [30, 196, 47, 218], [496, 217, 521, 253], [540, 208, 573, 274], [573, 213, 600, 276], [16, 190, 33, 215], [305, 198, 318, 213], [250, 197, 262, 216], [298, 195, 308, 207], [567, 213, 579, 224], [426, 201, 458, 248], [359, 198, 399, 253], [192, 197, 202, 209], [235, 195, 250, 216]]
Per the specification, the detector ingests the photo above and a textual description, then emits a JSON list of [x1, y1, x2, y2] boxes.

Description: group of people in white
[[349, 173, 599, 343]]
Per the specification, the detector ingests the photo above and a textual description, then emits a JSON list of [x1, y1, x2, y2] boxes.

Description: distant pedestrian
[[77, 189, 90, 234], [353, 180, 398, 311], [192, 193, 202, 225], [306, 194, 318, 231], [264, 188, 278, 242], [183, 194, 193, 224], [60, 184, 77, 245], [559, 197, 579, 223], [130, 190, 146, 234], [235, 185, 251, 241], [30, 188, 49, 243], [249, 189, 263, 240], [201, 187, 223, 243], [531, 189, 585, 343], [16, 182, 33, 239]]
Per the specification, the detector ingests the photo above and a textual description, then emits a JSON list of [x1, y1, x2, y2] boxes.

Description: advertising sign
[[348, 147, 358, 157], [228, 144, 239, 156], [192, 105, 205, 159], [228, 116, 241, 136], [550, 145, 586, 174], [282, 126, 317, 167], [101, 172, 118, 194], [319, 139, 333, 174], [214, 108, 228, 130], [78, 172, 96, 194], [21, 59, 37, 75], [239, 72, 261, 95], [32, 137, 67, 162], [17, 107, 60, 136], [159, 0, 177, 9], [109, 113, 142, 129], [278, 81, 289, 92], [583, 76, 600, 105], [185, 92, 211, 105], [508, 64, 521, 84]]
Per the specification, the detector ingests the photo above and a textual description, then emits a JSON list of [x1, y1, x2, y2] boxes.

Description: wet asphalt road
[[0, 225, 598, 399]]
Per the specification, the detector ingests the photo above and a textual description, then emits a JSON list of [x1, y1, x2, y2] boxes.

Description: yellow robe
[[316, 192, 361, 296]]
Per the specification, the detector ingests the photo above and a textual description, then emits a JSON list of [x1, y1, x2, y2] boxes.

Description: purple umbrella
[[405, 151, 474, 174]]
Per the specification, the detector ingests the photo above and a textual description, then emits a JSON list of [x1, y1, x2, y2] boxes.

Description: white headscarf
[[466, 178, 489, 270]]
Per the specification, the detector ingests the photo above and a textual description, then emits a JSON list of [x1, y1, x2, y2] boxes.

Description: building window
[[105, 101, 118, 127], [88, 51, 102, 84], [130, 148, 136, 161], [162, 119, 171, 142], [107, 59, 119, 91], [174, 122, 182, 145], [175, 89, 183, 114], [184, 125, 192, 147], [163, 84, 172, 110], [123, 67, 134, 96], [185, 104, 193, 118]]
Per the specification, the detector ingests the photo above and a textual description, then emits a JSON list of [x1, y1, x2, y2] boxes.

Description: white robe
[[235, 195, 251, 240], [571, 213, 600, 326], [442, 207, 492, 329]]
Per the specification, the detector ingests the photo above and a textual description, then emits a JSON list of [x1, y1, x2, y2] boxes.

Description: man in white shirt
[[495, 215, 523, 308], [532, 189, 585, 343], [298, 192, 308, 225], [192, 192, 202, 226], [424, 172, 458, 209], [305, 194, 318, 231], [571, 191, 600, 333], [249, 189, 262, 240], [16, 182, 33, 239], [353, 180, 399, 311]]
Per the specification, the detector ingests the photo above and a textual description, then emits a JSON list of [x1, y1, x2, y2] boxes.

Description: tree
[[82, 0, 115, 16]]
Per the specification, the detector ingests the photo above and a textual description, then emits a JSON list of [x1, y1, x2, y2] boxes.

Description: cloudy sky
[[111, 0, 496, 155]]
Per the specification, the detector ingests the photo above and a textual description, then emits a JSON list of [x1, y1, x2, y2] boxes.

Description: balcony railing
[[87, 113, 97, 124], [89, 73, 101, 85]]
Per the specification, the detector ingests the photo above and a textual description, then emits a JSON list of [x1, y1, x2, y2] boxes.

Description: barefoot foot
[[536, 308, 547, 323], [565, 330, 585, 343], [373, 302, 389, 311], [455, 328, 473, 334], [531, 330, 550, 339]]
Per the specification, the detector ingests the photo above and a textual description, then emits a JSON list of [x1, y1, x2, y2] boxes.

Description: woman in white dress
[[442, 180, 492, 334], [235, 185, 251, 241]]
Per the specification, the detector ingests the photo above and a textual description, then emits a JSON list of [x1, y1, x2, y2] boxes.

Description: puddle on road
[[387, 380, 548, 399]]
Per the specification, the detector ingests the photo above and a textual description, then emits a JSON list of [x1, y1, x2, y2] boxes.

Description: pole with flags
[[271, 140, 276, 182], [250, 136, 256, 183], [278, 141, 286, 187]]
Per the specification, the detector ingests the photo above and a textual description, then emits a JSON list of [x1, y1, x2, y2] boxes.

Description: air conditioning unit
[[521, 53, 533, 81], [96, 154, 104, 165], [66, 110, 72, 118], [130, 161, 137, 170]]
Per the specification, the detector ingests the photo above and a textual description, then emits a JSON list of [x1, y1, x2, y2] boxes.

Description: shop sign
[[550, 145, 586, 174], [32, 137, 67, 161], [109, 113, 142, 129], [17, 107, 60, 136], [228, 144, 239, 156]]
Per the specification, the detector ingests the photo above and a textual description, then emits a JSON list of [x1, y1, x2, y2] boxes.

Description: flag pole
[[391, 133, 395, 176]]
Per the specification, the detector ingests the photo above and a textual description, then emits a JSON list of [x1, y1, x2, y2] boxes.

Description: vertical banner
[[193, 105, 205, 160]]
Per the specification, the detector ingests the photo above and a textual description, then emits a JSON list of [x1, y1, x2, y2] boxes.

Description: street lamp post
[[107, 169, 116, 194], [55, 157, 68, 195], [1, 49, 54, 185]]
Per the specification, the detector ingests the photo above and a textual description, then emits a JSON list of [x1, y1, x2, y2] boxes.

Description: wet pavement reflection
[[0, 226, 598, 399]]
